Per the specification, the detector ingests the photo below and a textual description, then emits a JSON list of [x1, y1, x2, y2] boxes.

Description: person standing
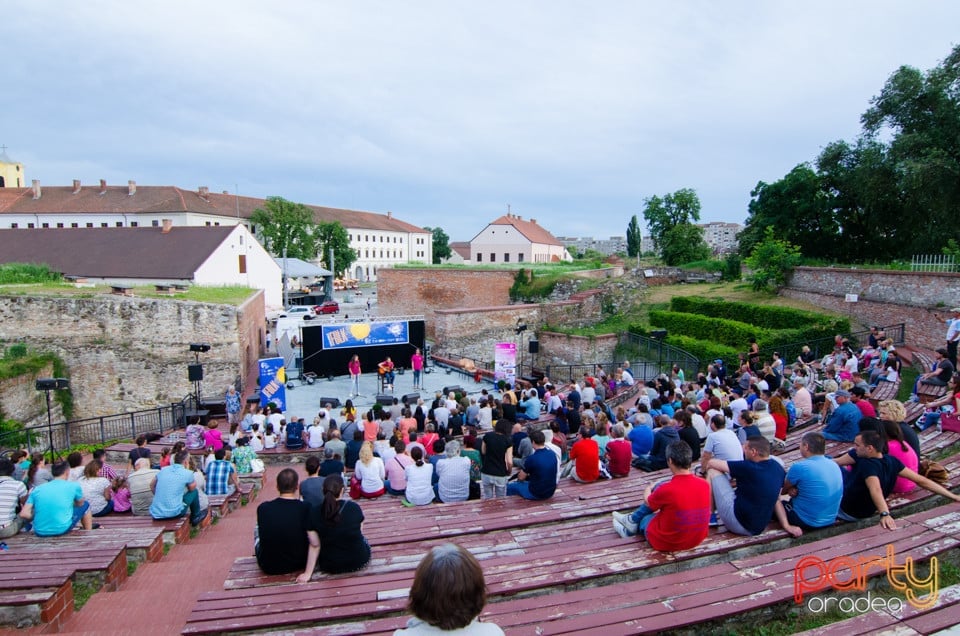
[[411, 348, 424, 390], [935, 307, 960, 368], [480, 420, 513, 499], [225, 386, 243, 427], [348, 354, 362, 398]]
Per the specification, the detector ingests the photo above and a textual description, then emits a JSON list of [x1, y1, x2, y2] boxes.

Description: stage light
[[189, 343, 211, 353]]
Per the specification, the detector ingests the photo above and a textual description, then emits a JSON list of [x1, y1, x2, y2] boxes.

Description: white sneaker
[[612, 511, 638, 537]]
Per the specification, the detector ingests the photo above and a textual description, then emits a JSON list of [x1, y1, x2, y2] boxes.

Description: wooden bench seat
[[100, 512, 191, 545], [868, 378, 900, 405], [0, 585, 73, 630]]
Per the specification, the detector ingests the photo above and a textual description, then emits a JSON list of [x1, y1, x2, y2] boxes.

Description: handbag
[[349, 474, 362, 499], [919, 459, 949, 485], [939, 411, 960, 433], [249, 458, 265, 474]]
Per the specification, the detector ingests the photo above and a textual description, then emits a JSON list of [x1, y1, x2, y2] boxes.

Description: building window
[[101, 223, 108, 227], [130, 222, 138, 227], [152, 220, 160, 227], [71, 223, 79, 228], [10, 223, 17, 228], [27, 223, 35, 229], [490, 253, 496, 262], [238, 255, 247, 274], [205, 221, 212, 226], [476, 253, 482, 262], [86, 222, 94, 228], [42, 223, 49, 228], [57, 223, 64, 228], [504, 253, 510, 262], [116, 222, 123, 227], [518, 253, 524, 262]]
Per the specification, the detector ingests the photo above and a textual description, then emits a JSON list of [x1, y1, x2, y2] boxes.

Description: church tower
[[0, 147, 25, 188]]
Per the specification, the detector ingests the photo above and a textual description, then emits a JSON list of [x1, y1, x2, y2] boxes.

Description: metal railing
[[617, 333, 702, 379], [0, 401, 188, 458], [752, 323, 906, 368], [911, 254, 957, 273]]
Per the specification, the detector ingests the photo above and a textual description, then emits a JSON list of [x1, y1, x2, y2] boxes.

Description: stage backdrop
[[301, 319, 426, 378]]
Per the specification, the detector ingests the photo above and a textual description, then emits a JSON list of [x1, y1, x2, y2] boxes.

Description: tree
[[423, 226, 452, 264], [250, 197, 321, 261], [626, 215, 642, 257], [642, 188, 702, 252], [744, 227, 802, 292], [314, 221, 355, 277], [660, 223, 711, 266]]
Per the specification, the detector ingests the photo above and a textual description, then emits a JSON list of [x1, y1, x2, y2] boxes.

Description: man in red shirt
[[612, 440, 712, 551], [568, 426, 599, 483]]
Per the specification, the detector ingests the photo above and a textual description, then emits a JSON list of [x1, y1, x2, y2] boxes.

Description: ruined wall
[[0, 292, 264, 418], [537, 332, 619, 370], [783, 267, 960, 352], [0, 362, 64, 428]]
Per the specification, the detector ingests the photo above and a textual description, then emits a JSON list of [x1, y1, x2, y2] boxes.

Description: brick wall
[[783, 267, 960, 351]]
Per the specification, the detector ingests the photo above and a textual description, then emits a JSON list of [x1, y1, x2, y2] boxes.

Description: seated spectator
[[674, 411, 701, 462], [822, 390, 862, 441], [517, 390, 541, 422], [507, 430, 558, 500], [302, 475, 371, 578], [403, 447, 436, 506], [127, 458, 159, 516], [345, 429, 364, 469], [767, 395, 789, 441], [774, 432, 843, 537], [878, 400, 921, 460], [850, 387, 876, 418], [128, 435, 151, 471], [185, 420, 207, 450], [299, 455, 324, 507], [699, 414, 744, 468], [206, 448, 241, 496], [612, 440, 711, 550], [605, 424, 633, 477], [436, 441, 471, 503], [25, 453, 53, 490], [324, 429, 346, 460], [751, 400, 777, 444], [834, 430, 960, 529], [78, 460, 114, 517], [733, 410, 762, 444], [232, 436, 258, 474], [150, 450, 206, 526], [319, 448, 345, 479], [110, 475, 132, 514], [66, 451, 84, 481], [0, 457, 28, 538], [628, 419, 654, 458], [705, 437, 785, 536], [915, 348, 955, 392], [511, 424, 534, 469], [385, 439, 414, 496], [568, 426, 600, 483], [284, 417, 305, 450], [633, 418, 679, 472], [396, 543, 504, 635], [92, 449, 118, 481], [355, 442, 386, 499], [20, 461, 95, 535], [203, 422, 224, 452], [256, 468, 316, 578]]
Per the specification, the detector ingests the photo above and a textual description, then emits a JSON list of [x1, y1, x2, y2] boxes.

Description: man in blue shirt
[[20, 461, 94, 535], [206, 448, 241, 496], [705, 436, 785, 536], [517, 390, 542, 422], [628, 422, 654, 458], [774, 432, 842, 536], [507, 431, 558, 500], [822, 390, 861, 441], [150, 450, 205, 525]]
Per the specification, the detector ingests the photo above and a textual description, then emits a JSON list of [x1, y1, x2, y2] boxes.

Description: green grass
[[72, 580, 99, 610], [0, 263, 62, 284], [127, 561, 139, 577], [0, 283, 256, 305], [897, 367, 919, 402]]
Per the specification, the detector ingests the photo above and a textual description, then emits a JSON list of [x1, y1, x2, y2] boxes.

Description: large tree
[[642, 188, 702, 252], [626, 215, 642, 257], [250, 196, 321, 261], [660, 222, 711, 266], [314, 221, 355, 277], [424, 226, 452, 264]]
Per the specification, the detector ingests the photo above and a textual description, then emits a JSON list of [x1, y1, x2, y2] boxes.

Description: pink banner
[[494, 342, 517, 387]]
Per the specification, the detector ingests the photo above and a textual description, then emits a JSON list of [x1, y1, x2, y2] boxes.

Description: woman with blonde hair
[[878, 399, 921, 462], [354, 442, 385, 498]]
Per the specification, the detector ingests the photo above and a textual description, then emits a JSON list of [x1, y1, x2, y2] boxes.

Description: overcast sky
[[3, 1, 958, 241]]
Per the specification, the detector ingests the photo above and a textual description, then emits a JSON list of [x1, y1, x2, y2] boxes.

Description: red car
[[314, 300, 340, 315]]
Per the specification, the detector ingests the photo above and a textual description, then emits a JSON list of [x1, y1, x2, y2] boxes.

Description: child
[[112, 475, 132, 513], [263, 424, 278, 450]]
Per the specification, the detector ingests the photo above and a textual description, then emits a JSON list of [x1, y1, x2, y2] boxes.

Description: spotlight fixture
[[515, 323, 527, 334], [189, 343, 211, 353]]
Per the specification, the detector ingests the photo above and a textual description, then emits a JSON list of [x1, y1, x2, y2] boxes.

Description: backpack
[[286, 421, 305, 449]]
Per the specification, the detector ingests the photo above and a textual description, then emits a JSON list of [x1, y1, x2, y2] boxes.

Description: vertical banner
[[258, 357, 287, 411], [494, 342, 517, 388]]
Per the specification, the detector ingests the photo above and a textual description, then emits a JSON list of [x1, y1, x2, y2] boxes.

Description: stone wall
[[783, 267, 960, 351], [0, 292, 264, 418], [537, 332, 619, 372], [0, 363, 64, 429]]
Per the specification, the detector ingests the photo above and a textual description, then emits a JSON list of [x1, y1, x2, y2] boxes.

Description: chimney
[[99, 179, 107, 195], [387, 210, 392, 219], [530, 218, 537, 224], [198, 186, 209, 198], [72, 179, 81, 194], [31, 179, 41, 200], [128, 180, 136, 196], [161, 219, 173, 234]]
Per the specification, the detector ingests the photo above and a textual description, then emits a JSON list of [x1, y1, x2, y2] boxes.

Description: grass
[[72, 580, 99, 610], [0, 283, 256, 305], [127, 561, 139, 577], [897, 367, 919, 402]]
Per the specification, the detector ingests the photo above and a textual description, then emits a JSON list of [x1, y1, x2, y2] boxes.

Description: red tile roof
[[449, 241, 471, 259], [0, 184, 428, 234], [0, 226, 238, 279], [483, 214, 563, 246]]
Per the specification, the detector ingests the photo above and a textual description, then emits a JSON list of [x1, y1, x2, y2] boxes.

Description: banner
[[258, 357, 287, 411], [321, 321, 409, 350], [494, 342, 517, 387]]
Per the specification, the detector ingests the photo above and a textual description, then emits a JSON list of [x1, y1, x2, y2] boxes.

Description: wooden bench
[[100, 512, 191, 545], [208, 490, 242, 519], [868, 378, 900, 406]]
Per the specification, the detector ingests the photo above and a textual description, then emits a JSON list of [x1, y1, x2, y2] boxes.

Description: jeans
[[413, 370, 422, 387], [351, 375, 360, 395], [481, 473, 508, 498], [506, 481, 546, 500]]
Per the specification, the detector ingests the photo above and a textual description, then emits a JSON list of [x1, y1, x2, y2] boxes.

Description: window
[[42, 223, 49, 228], [10, 223, 18, 228], [476, 253, 482, 262], [71, 223, 79, 228], [238, 255, 247, 274], [130, 222, 138, 227], [101, 223, 108, 228], [116, 222, 123, 227], [27, 223, 35, 229], [490, 253, 496, 262], [205, 221, 212, 226], [365, 250, 369, 258], [504, 253, 510, 262], [86, 222, 93, 228], [152, 220, 160, 227], [57, 223, 64, 228], [518, 253, 524, 262]]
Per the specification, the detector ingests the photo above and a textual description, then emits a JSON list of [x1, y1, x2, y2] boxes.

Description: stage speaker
[[528, 339, 539, 354], [35, 378, 58, 391], [319, 397, 341, 408], [442, 385, 464, 396], [376, 394, 395, 406], [188, 364, 204, 382], [402, 392, 420, 405]]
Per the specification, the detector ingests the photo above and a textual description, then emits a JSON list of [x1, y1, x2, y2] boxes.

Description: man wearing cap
[[935, 307, 960, 368], [822, 389, 861, 442]]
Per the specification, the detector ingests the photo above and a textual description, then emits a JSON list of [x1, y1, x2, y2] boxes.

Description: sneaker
[[908, 394, 919, 403], [91, 523, 102, 530], [612, 511, 638, 537], [709, 512, 720, 527]]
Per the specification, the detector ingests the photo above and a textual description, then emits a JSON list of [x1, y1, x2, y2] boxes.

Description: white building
[[698, 221, 743, 255], [470, 213, 572, 264]]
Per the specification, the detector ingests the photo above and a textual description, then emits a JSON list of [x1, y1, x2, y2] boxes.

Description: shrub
[[669, 297, 848, 332], [649, 310, 770, 349]]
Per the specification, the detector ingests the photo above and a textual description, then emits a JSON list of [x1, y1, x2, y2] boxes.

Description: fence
[[911, 254, 957, 273], [0, 402, 188, 459]]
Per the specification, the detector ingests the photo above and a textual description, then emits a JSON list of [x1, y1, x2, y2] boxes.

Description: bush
[[649, 310, 770, 349], [669, 297, 849, 332], [663, 334, 742, 368], [0, 263, 62, 285]]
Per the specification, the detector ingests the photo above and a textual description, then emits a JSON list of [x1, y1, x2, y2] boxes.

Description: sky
[[3, 1, 958, 242]]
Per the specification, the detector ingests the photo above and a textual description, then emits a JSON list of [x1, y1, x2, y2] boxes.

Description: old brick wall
[[783, 267, 960, 351], [0, 293, 262, 418]]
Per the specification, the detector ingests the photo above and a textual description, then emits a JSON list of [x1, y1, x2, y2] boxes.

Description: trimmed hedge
[[669, 296, 849, 333], [663, 334, 741, 366], [649, 310, 768, 349]]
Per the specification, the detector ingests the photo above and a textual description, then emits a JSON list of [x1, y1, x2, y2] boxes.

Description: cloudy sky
[[3, 1, 958, 241]]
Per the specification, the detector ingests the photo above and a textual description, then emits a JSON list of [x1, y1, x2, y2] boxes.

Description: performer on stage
[[379, 356, 396, 391], [348, 354, 361, 397], [411, 348, 424, 390]]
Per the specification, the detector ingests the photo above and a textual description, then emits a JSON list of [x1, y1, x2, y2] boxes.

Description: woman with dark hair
[[302, 474, 370, 577], [396, 543, 503, 635], [674, 411, 701, 462], [403, 446, 435, 506], [500, 392, 517, 424], [882, 419, 918, 494], [414, 401, 427, 433], [78, 460, 114, 517], [25, 453, 52, 489]]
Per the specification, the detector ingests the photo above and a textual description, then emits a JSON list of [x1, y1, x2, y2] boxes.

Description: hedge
[[649, 310, 770, 349], [663, 334, 742, 367], [669, 296, 849, 332]]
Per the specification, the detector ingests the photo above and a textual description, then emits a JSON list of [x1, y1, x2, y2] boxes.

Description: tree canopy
[[739, 44, 960, 262], [626, 215, 642, 257], [424, 226, 451, 264], [642, 188, 710, 265], [250, 196, 321, 261], [314, 221, 355, 277]]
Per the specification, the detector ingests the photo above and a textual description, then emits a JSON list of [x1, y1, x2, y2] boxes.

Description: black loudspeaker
[[319, 397, 341, 408], [376, 394, 395, 406], [188, 364, 204, 382], [528, 340, 539, 354], [443, 385, 464, 396], [402, 392, 420, 405]]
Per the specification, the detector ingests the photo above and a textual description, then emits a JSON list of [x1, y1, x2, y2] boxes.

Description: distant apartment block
[[556, 235, 627, 256]]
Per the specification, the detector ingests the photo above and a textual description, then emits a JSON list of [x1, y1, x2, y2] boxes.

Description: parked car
[[283, 306, 314, 320], [314, 300, 340, 315]]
